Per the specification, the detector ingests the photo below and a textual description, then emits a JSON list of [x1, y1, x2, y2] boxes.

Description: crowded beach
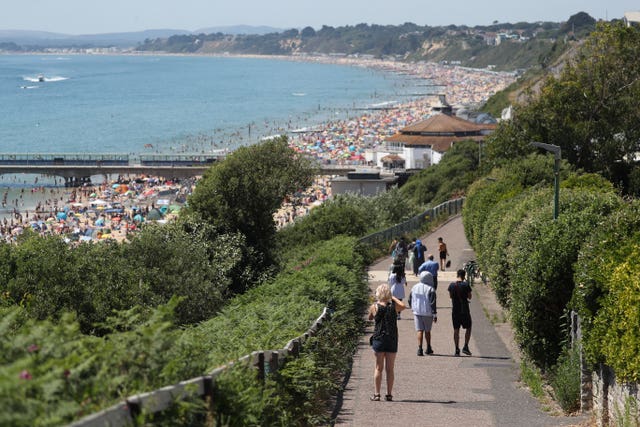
[[0, 58, 515, 242]]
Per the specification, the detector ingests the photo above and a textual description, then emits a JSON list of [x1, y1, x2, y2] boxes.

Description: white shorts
[[414, 315, 434, 332]]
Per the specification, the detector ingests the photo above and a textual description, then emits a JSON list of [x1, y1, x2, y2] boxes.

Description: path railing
[[358, 197, 464, 247], [68, 307, 331, 427]]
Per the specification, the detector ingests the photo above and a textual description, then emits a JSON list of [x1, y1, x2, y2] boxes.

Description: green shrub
[[551, 345, 581, 414], [508, 189, 621, 369], [590, 241, 640, 382], [571, 201, 640, 368], [401, 140, 484, 208], [476, 188, 550, 307]]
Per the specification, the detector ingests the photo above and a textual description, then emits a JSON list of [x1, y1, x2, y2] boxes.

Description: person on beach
[[448, 269, 472, 356], [368, 284, 406, 402], [388, 264, 406, 320], [418, 254, 439, 289], [438, 237, 450, 270], [409, 271, 437, 356]]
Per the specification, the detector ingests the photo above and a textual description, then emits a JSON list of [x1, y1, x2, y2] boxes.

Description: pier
[[0, 153, 358, 186]]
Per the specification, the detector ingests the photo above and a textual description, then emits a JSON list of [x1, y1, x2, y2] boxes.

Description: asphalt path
[[333, 216, 585, 426]]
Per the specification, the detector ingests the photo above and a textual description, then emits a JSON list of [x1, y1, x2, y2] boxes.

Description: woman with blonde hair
[[368, 283, 407, 401]]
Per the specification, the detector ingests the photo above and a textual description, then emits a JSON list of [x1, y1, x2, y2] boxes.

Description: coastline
[[0, 53, 516, 240]]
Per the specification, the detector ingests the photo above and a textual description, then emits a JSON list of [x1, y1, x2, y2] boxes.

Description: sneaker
[[426, 346, 434, 355], [455, 348, 460, 356], [462, 346, 472, 356], [417, 347, 424, 356]]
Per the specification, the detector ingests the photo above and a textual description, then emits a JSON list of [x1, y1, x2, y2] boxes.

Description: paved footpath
[[333, 216, 586, 427]]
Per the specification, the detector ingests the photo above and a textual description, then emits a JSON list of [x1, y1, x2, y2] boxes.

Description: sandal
[[385, 394, 393, 401], [370, 394, 380, 401]]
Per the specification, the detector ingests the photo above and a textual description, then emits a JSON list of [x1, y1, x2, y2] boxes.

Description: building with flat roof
[[330, 170, 397, 196]]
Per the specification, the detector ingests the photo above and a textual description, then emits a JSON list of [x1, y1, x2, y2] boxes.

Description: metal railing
[[68, 307, 331, 427], [358, 197, 464, 247]]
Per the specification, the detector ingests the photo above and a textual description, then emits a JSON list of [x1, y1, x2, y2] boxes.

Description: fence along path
[[69, 308, 330, 427], [69, 199, 464, 426]]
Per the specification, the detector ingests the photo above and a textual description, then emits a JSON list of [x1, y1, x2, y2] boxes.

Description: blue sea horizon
[[0, 54, 418, 156]]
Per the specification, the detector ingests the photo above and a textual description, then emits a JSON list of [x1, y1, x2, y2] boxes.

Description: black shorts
[[452, 311, 472, 330], [439, 251, 447, 260], [371, 335, 398, 353]]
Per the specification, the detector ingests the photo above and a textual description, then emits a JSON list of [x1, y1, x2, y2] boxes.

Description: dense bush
[[589, 240, 640, 382], [276, 189, 414, 255], [570, 201, 640, 381], [0, 235, 368, 426], [0, 221, 250, 333], [508, 189, 621, 369], [400, 140, 483, 209], [476, 188, 550, 307]]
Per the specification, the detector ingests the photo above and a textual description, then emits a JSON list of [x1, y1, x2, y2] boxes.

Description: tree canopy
[[486, 21, 640, 192], [186, 137, 315, 265]]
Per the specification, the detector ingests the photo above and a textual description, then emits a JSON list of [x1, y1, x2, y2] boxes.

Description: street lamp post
[[530, 142, 561, 220]]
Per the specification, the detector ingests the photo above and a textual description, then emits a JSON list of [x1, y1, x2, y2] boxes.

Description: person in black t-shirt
[[447, 269, 472, 356]]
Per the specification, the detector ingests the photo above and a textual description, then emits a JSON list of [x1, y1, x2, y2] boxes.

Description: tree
[[301, 26, 316, 38], [186, 137, 315, 266], [486, 21, 640, 191]]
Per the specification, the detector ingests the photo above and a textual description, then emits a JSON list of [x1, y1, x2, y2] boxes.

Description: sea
[[0, 54, 421, 215]]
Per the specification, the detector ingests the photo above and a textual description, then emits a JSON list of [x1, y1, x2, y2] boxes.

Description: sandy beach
[[0, 56, 515, 241]]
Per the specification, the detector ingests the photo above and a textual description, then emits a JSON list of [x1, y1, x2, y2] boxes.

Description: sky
[[2, 0, 638, 35]]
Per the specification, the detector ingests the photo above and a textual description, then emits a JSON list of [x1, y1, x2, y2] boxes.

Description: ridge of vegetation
[[133, 12, 596, 72]]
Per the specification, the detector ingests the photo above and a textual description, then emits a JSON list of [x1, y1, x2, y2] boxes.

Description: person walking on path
[[438, 237, 450, 271], [448, 269, 472, 356], [368, 284, 407, 401], [410, 238, 426, 276], [408, 271, 437, 356], [418, 253, 439, 289], [388, 264, 406, 320]]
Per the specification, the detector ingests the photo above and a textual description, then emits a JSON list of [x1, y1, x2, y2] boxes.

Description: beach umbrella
[[95, 218, 105, 226], [133, 214, 143, 222], [56, 212, 67, 220], [112, 183, 120, 189]]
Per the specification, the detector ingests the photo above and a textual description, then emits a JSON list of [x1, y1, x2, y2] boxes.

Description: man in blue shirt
[[418, 254, 439, 289]]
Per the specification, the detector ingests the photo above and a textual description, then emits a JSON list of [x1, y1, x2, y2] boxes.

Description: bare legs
[[417, 330, 432, 348], [453, 327, 471, 351], [373, 351, 397, 397]]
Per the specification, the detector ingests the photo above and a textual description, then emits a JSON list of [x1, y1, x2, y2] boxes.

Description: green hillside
[[136, 12, 597, 72]]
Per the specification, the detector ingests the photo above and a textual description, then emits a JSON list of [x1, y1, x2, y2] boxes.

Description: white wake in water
[[23, 75, 69, 83]]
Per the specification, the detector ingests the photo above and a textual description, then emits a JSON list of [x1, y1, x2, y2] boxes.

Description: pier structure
[[0, 153, 359, 186]]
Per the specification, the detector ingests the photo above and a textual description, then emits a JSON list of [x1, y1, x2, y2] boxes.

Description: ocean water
[[0, 54, 416, 154], [0, 54, 419, 217]]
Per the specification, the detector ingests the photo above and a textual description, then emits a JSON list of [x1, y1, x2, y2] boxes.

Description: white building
[[367, 113, 497, 170]]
